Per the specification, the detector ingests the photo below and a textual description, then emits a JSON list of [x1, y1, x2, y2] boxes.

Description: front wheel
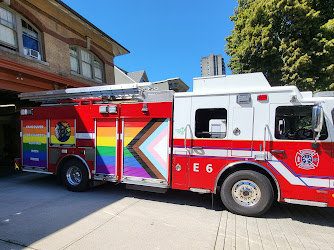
[[61, 159, 89, 192], [220, 170, 273, 216]]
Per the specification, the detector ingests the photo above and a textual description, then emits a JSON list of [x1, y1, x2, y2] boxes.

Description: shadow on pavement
[[1, 173, 334, 248], [0, 173, 125, 248], [265, 201, 334, 228]]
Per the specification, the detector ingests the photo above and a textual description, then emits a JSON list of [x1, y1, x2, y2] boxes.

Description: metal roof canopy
[[18, 84, 141, 103]]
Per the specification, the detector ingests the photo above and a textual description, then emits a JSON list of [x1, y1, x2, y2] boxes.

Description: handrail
[[263, 124, 270, 160], [184, 124, 191, 153]]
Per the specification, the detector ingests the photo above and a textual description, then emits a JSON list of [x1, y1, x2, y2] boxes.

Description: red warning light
[[257, 95, 268, 101]]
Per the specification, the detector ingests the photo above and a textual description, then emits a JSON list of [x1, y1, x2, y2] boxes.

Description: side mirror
[[312, 105, 324, 140]]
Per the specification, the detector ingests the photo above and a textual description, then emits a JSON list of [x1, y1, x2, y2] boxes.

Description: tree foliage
[[225, 0, 334, 91]]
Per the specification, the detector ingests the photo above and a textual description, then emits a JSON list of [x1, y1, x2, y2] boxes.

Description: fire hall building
[[0, 0, 129, 168]]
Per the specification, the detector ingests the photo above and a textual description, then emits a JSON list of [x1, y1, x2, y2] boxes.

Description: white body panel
[[193, 72, 271, 93]]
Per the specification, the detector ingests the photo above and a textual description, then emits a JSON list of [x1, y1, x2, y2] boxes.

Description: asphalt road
[[1, 172, 334, 250]]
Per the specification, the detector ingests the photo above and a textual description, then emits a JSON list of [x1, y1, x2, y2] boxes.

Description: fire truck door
[[229, 107, 254, 157], [22, 119, 48, 170], [187, 95, 229, 190], [95, 119, 118, 177], [269, 104, 330, 203], [172, 96, 192, 189]]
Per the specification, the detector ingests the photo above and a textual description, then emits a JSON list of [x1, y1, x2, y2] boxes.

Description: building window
[[69, 46, 104, 82], [81, 49, 92, 78], [0, 7, 16, 49], [0, 6, 42, 60], [22, 19, 39, 57], [70, 46, 79, 73], [93, 58, 103, 82]]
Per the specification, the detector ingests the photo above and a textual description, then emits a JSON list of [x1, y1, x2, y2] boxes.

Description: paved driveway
[[0, 173, 334, 250]]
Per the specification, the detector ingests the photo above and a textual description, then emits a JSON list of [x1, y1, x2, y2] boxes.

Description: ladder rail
[[18, 83, 174, 104], [18, 83, 140, 103]]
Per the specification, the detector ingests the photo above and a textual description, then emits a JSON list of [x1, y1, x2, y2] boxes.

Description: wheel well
[[216, 163, 280, 201], [56, 155, 91, 182]]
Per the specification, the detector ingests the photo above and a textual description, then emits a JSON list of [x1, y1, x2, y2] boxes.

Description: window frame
[[0, 6, 17, 49], [69, 45, 104, 83], [195, 108, 228, 139], [21, 18, 41, 56], [0, 5, 43, 61], [274, 105, 328, 141]]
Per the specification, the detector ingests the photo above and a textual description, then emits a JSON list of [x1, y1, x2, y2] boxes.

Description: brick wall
[[0, 0, 119, 86]]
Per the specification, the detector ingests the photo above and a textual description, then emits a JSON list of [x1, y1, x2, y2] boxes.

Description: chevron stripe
[[139, 121, 169, 179], [125, 119, 158, 178], [96, 121, 117, 175], [124, 118, 169, 180]]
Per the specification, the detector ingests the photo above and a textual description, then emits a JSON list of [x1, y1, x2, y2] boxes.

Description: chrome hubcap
[[232, 180, 261, 207], [66, 166, 82, 186]]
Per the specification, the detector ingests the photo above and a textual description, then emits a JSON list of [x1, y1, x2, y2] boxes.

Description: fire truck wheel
[[62, 159, 89, 192], [221, 170, 273, 216]]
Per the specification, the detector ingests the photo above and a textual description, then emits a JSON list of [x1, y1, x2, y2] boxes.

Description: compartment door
[[95, 119, 118, 177], [230, 107, 254, 157], [122, 118, 170, 182], [22, 119, 48, 170]]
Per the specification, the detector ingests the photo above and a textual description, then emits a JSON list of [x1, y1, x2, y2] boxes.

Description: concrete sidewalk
[[1, 173, 334, 250]]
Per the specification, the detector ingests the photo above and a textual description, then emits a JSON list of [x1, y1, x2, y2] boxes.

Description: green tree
[[226, 0, 334, 91]]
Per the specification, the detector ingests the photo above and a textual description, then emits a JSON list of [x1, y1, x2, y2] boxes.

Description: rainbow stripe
[[96, 121, 117, 175], [22, 120, 47, 168]]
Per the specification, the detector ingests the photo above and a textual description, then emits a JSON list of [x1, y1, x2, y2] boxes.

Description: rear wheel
[[220, 170, 273, 216], [61, 159, 89, 192]]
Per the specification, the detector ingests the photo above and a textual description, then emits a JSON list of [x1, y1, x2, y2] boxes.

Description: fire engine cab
[[18, 72, 334, 216]]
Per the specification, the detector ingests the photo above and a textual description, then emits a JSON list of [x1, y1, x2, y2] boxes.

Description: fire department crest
[[295, 150, 319, 170]]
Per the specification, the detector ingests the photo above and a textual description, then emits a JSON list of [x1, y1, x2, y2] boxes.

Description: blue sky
[[62, 0, 238, 91]]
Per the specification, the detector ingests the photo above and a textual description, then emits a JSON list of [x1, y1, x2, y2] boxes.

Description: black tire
[[61, 159, 89, 192], [220, 170, 273, 216]]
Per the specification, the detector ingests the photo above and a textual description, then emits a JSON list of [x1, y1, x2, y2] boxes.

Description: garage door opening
[[0, 90, 35, 172]]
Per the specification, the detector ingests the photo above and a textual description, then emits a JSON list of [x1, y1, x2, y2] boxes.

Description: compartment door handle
[[271, 150, 285, 154]]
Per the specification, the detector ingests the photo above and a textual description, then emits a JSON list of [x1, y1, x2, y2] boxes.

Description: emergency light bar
[[99, 105, 117, 114]]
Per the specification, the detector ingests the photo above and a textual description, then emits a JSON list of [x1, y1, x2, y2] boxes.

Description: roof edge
[[54, 0, 130, 56]]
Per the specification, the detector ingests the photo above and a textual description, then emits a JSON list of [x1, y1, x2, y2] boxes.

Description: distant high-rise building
[[201, 54, 226, 76]]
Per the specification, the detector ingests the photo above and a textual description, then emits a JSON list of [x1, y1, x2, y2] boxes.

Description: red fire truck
[[18, 73, 334, 216]]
